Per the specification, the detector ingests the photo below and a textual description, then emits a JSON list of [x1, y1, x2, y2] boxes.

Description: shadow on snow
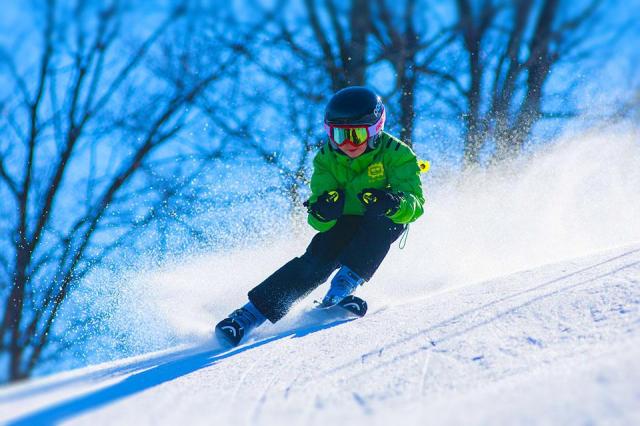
[[8, 318, 354, 426]]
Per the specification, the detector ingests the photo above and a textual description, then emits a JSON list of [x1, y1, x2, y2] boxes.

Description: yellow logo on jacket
[[368, 162, 385, 181]]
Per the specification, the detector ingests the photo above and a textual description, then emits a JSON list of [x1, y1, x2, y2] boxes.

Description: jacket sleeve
[[386, 144, 425, 224], [307, 146, 340, 232]]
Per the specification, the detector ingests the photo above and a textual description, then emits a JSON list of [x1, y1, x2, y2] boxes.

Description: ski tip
[[314, 300, 338, 309]]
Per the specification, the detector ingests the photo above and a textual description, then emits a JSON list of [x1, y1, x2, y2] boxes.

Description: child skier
[[215, 86, 425, 346]]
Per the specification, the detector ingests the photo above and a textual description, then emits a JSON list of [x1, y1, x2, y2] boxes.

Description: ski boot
[[215, 301, 266, 347], [318, 265, 365, 308]]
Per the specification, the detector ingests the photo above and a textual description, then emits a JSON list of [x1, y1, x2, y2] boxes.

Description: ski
[[315, 295, 368, 317]]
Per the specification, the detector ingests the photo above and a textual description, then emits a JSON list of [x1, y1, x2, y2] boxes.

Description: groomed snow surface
[[1, 133, 640, 425], [1, 243, 639, 425]]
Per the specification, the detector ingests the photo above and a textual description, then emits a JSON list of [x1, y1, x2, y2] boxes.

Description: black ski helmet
[[324, 86, 386, 149]]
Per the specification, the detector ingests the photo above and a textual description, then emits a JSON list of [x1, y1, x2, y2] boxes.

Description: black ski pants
[[248, 214, 405, 323]]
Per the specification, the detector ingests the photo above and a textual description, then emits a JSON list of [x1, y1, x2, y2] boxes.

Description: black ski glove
[[304, 190, 345, 222], [358, 188, 402, 217]]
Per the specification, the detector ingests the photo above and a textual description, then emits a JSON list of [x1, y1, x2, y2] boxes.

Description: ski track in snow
[[1, 243, 640, 425]]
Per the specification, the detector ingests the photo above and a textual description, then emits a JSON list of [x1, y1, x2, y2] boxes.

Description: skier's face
[[338, 141, 367, 158]]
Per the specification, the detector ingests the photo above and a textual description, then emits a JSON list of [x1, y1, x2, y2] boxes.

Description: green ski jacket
[[308, 132, 425, 232]]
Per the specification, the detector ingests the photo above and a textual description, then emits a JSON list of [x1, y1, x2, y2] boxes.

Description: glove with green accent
[[304, 190, 345, 222], [358, 188, 402, 217]]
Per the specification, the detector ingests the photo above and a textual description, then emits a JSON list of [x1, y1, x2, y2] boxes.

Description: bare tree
[[0, 0, 238, 382], [193, 0, 349, 212], [441, 0, 613, 166], [302, 0, 373, 90], [370, 0, 457, 146]]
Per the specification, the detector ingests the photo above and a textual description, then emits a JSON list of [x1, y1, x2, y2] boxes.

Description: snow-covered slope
[[1, 242, 639, 425], [2, 131, 640, 425]]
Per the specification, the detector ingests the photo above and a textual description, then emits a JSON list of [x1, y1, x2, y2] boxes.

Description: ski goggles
[[324, 108, 386, 146]]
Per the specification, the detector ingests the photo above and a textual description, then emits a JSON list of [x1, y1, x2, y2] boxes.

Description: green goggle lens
[[331, 127, 369, 145]]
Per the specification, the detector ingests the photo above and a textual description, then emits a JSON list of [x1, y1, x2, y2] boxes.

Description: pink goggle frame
[[324, 107, 386, 147]]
